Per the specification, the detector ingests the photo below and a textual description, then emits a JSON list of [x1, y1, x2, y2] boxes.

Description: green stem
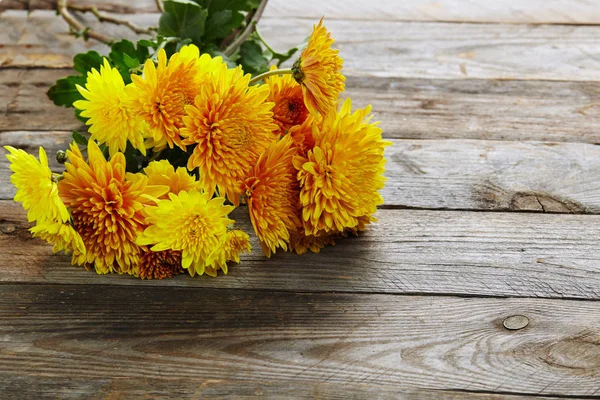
[[151, 37, 180, 62], [255, 27, 277, 56], [249, 68, 292, 85]]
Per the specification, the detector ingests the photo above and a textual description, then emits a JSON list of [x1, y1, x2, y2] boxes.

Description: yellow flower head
[[136, 190, 235, 277], [126, 45, 223, 151], [266, 66, 308, 135], [58, 141, 167, 274], [30, 220, 86, 256], [293, 99, 391, 236], [243, 135, 301, 257], [180, 63, 278, 205], [4, 146, 69, 223], [137, 249, 184, 280], [288, 114, 319, 157], [143, 159, 202, 198], [292, 18, 345, 117], [74, 58, 147, 156], [205, 229, 252, 276]]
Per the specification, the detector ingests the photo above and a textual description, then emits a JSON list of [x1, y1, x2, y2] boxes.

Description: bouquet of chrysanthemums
[[5, 9, 390, 279]]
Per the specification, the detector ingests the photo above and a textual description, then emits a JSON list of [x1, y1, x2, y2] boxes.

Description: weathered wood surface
[[3, 378, 568, 400], [5, 11, 600, 81], [4, 0, 600, 25], [4, 69, 600, 144], [4, 131, 600, 214], [1, 284, 599, 396], [3, 201, 600, 300]]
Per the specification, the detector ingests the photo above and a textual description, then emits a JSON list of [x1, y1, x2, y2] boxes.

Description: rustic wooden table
[[2, 0, 600, 398]]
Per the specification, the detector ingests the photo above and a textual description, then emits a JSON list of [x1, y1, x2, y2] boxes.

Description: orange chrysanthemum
[[289, 231, 337, 255], [137, 249, 184, 280], [293, 99, 391, 236], [243, 135, 301, 257], [180, 63, 278, 205], [292, 18, 345, 116], [143, 159, 203, 198], [288, 115, 319, 157], [58, 141, 168, 274], [126, 45, 223, 151], [266, 66, 308, 135]]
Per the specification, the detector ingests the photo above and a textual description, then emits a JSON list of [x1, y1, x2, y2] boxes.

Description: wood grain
[[5, 11, 600, 81], [4, 0, 600, 25], [4, 69, 600, 144], [4, 131, 600, 214], [1, 284, 599, 396], [2, 201, 600, 299], [1, 378, 569, 400]]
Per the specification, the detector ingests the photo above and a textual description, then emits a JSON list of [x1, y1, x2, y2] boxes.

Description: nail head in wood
[[503, 315, 529, 330]]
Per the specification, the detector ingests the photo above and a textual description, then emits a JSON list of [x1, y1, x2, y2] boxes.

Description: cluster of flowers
[[5, 20, 390, 280]]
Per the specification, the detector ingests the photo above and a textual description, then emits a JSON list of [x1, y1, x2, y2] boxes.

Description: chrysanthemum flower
[[289, 231, 337, 255], [58, 141, 168, 274], [181, 63, 278, 205], [293, 99, 391, 236], [74, 59, 147, 156], [126, 45, 223, 151], [292, 18, 345, 116], [205, 229, 251, 276], [4, 146, 69, 224], [137, 249, 184, 280], [288, 115, 318, 157], [136, 190, 235, 277], [143, 160, 203, 198], [243, 135, 301, 257], [30, 220, 86, 256], [266, 66, 308, 135]]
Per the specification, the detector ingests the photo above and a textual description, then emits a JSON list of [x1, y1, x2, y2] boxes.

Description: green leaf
[[73, 51, 104, 75], [72, 131, 88, 146], [204, 9, 243, 41], [138, 39, 158, 48], [47, 75, 87, 107], [109, 40, 149, 83], [238, 39, 269, 75], [124, 143, 143, 173], [74, 108, 88, 124], [159, 0, 208, 45]]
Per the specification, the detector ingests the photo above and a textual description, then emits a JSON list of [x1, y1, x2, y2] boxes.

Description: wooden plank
[[4, 0, 600, 25], [3, 131, 600, 213], [4, 11, 600, 81], [0, 377, 568, 400], [1, 284, 599, 396], [2, 201, 600, 299], [4, 69, 600, 144]]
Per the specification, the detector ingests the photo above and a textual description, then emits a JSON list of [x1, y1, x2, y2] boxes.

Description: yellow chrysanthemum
[[293, 99, 391, 236], [266, 66, 308, 135], [58, 141, 168, 274], [4, 146, 69, 224], [126, 45, 223, 151], [288, 115, 319, 157], [205, 229, 251, 276], [137, 249, 184, 280], [292, 18, 345, 116], [243, 135, 301, 257], [143, 159, 203, 198], [136, 190, 235, 277], [74, 59, 147, 156], [30, 220, 86, 256], [181, 63, 278, 205]]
